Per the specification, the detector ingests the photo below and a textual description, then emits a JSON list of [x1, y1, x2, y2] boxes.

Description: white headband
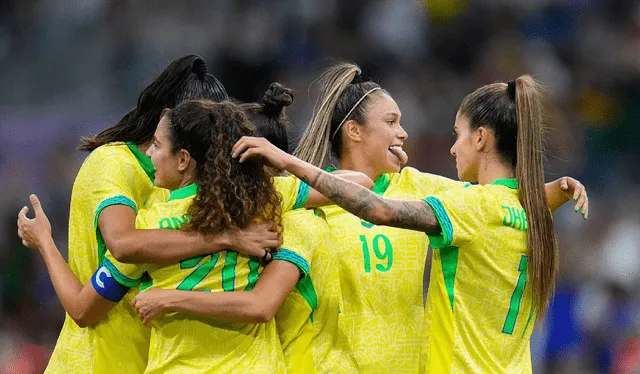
[[331, 87, 382, 141]]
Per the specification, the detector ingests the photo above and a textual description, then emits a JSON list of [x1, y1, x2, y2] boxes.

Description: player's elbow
[[70, 310, 98, 328], [247, 298, 277, 323], [106, 239, 138, 263]]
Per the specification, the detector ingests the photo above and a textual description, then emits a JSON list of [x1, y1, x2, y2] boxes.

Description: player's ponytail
[[241, 82, 294, 153], [459, 75, 558, 319], [512, 76, 558, 319], [78, 55, 228, 152], [294, 62, 386, 166]]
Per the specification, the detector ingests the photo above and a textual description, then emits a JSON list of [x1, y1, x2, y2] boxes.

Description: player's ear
[[177, 149, 192, 173]]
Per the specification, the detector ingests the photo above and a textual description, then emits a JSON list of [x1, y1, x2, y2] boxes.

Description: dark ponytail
[[241, 82, 294, 152], [78, 55, 228, 152]]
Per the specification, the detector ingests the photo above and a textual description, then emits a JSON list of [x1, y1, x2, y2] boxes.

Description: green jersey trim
[[273, 248, 317, 319], [372, 174, 390, 195], [94, 195, 137, 265], [139, 273, 153, 292], [103, 258, 141, 288], [439, 246, 459, 311], [168, 183, 198, 201], [491, 178, 518, 189], [125, 142, 155, 183], [273, 248, 310, 275], [293, 181, 310, 210], [423, 196, 454, 248]]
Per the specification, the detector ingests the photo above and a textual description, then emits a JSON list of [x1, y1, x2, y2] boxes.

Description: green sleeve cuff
[[272, 248, 317, 319], [293, 181, 310, 210], [423, 196, 454, 249], [94, 195, 137, 229], [102, 258, 141, 288], [272, 248, 310, 276]]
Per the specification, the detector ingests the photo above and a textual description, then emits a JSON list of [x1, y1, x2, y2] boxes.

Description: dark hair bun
[[192, 57, 208, 79], [262, 83, 294, 117]]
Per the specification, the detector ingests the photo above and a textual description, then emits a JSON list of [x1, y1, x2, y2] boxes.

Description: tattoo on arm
[[302, 169, 441, 233]]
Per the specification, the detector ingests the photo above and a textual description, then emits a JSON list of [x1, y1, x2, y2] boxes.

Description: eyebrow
[[383, 112, 401, 118]]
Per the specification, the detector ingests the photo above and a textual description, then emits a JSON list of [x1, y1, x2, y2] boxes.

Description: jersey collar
[[325, 166, 390, 196], [126, 142, 155, 182], [168, 183, 198, 201], [491, 178, 518, 189]]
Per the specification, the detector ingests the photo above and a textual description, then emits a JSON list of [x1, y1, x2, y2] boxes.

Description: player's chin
[[384, 155, 402, 173]]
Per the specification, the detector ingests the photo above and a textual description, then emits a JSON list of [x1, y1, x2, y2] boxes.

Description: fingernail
[[574, 206, 579, 212], [585, 215, 588, 220], [573, 195, 578, 201], [582, 208, 587, 214]]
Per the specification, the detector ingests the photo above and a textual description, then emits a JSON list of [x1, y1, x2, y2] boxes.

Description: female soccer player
[[131, 83, 357, 373], [24, 100, 288, 373], [16, 55, 286, 374], [233, 75, 576, 372], [233, 63, 588, 373]]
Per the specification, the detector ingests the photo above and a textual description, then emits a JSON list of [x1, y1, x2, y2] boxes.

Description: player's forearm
[[162, 290, 273, 323], [111, 230, 230, 265], [38, 238, 93, 325], [544, 179, 568, 211], [304, 171, 374, 208], [285, 158, 441, 232]]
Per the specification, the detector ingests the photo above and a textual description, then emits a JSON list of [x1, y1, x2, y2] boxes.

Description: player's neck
[[477, 155, 514, 185], [177, 173, 196, 189], [338, 152, 381, 181]]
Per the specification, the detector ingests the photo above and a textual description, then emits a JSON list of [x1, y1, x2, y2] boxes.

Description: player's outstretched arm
[[99, 207, 281, 264], [304, 170, 374, 208], [18, 195, 117, 328], [131, 260, 300, 325], [232, 136, 442, 233]]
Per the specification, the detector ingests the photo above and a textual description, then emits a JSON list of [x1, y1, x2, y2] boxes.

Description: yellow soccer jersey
[[104, 184, 285, 374], [422, 178, 534, 373], [273, 209, 355, 374], [46, 142, 155, 374], [318, 167, 462, 373], [275, 174, 310, 212]]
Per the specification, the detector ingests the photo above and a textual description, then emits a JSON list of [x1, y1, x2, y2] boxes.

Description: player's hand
[[131, 288, 169, 326], [17, 194, 53, 250], [559, 177, 589, 219], [227, 222, 282, 258], [232, 136, 291, 170]]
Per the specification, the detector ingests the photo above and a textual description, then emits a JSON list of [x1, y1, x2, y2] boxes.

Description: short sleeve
[[103, 251, 148, 288], [272, 210, 313, 277], [274, 175, 310, 212], [423, 186, 483, 249]]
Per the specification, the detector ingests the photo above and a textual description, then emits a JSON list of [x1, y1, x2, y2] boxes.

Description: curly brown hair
[[166, 100, 282, 234]]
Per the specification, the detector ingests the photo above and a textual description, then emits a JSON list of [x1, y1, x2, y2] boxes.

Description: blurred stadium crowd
[[0, 1, 639, 373]]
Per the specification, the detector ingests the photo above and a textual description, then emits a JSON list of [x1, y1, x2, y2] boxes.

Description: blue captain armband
[[91, 265, 130, 302]]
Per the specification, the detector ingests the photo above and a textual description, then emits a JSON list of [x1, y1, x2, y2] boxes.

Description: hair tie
[[507, 80, 516, 100], [352, 74, 364, 84], [192, 59, 208, 78], [331, 87, 381, 141]]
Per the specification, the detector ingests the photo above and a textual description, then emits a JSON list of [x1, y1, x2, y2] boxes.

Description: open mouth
[[388, 145, 408, 165]]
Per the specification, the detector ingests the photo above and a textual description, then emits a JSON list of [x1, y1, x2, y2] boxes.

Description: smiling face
[[146, 114, 187, 191], [354, 93, 408, 175], [450, 111, 482, 182]]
